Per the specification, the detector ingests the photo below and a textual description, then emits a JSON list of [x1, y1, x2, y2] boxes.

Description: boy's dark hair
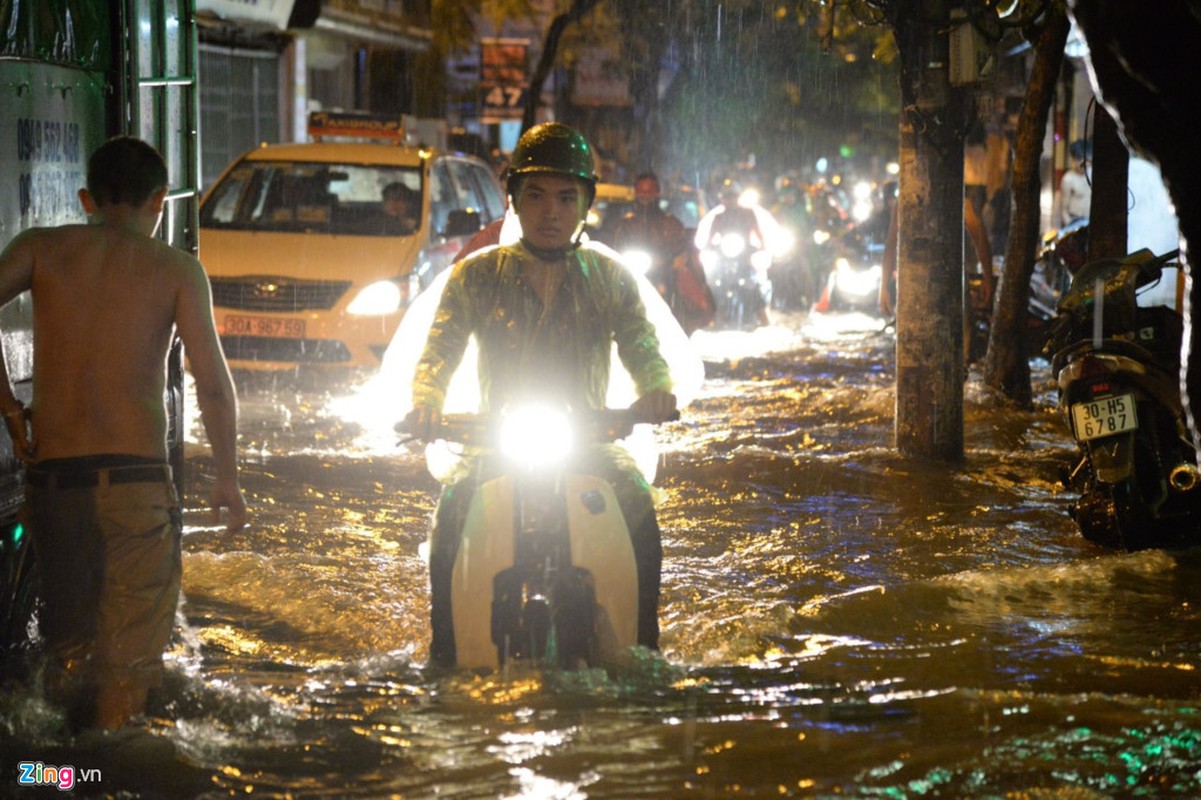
[[86, 136, 168, 207]]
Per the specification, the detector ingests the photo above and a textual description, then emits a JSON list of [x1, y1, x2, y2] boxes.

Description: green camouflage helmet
[[507, 122, 597, 203]]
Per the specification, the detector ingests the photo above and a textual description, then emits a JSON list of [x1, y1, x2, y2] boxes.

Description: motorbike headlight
[[719, 233, 747, 259], [834, 259, 883, 297], [347, 280, 403, 315], [813, 229, 831, 246], [622, 250, 654, 275], [499, 406, 574, 468], [774, 228, 796, 255]]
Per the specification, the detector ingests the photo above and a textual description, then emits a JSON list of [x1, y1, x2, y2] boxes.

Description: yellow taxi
[[585, 182, 635, 233], [199, 112, 505, 370]]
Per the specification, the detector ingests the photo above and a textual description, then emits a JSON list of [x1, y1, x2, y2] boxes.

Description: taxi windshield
[[200, 160, 423, 237]]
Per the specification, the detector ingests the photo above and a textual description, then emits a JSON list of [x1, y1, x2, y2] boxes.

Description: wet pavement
[[4, 310, 1200, 797]]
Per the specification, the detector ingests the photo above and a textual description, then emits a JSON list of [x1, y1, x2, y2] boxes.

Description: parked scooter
[[1045, 247, 1201, 550], [965, 219, 1089, 363], [1030, 218, 1089, 319], [414, 405, 674, 670]]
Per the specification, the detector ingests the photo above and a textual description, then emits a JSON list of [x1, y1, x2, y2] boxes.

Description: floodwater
[[5, 310, 1201, 798]]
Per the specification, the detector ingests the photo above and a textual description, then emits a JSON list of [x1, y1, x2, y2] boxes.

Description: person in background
[[873, 182, 901, 319], [601, 172, 714, 335], [382, 181, 420, 235], [768, 178, 815, 310], [964, 120, 995, 307], [1055, 139, 1092, 228], [695, 179, 772, 325], [403, 123, 677, 667], [0, 136, 246, 731]]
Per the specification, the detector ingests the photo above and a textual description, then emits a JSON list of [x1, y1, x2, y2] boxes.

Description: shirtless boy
[[0, 136, 246, 730]]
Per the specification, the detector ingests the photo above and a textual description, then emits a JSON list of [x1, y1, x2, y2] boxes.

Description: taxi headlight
[[347, 280, 403, 315]]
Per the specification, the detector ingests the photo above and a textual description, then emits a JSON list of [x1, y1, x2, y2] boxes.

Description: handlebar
[[1069, 248, 1179, 293], [398, 406, 680, 447], [1049, 336, 1165, 377]]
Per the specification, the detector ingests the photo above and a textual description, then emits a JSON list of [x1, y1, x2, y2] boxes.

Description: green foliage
[[629, 1, 900, 178], [431, 0, 538, 55], [449, 0, 900, 179]]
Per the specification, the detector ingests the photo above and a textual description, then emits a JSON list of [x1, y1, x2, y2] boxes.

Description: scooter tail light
[[1078, 354, 1112, 382]]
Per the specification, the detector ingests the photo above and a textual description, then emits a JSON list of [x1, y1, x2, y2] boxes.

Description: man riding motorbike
[[601, 172, 714, 335], [694, 180, 774, 327], [402, 123, 678, 668], [768, 177, 816, 310]]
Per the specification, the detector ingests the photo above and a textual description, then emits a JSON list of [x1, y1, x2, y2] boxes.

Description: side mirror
[[444, 208, 482, 238]]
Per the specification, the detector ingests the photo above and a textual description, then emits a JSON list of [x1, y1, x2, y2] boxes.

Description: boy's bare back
[[3, 221, 224, 463], [0, 135, 244, 537]]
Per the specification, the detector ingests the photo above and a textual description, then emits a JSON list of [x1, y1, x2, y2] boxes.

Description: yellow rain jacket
[[413, 241, 673, 415]]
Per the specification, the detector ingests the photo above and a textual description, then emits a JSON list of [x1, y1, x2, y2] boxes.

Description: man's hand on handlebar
[[403, 405, 443, 442], [630, 389, 679, 424]]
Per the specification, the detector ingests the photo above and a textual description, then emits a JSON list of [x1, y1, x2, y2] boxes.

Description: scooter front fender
[[449, 471, 639, 670]]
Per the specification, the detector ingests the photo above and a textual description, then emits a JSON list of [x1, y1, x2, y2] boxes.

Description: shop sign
[[197, 0, 297, 30]]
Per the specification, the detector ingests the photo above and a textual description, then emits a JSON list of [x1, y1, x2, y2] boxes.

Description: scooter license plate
[[1071, 393, 1138, 441]]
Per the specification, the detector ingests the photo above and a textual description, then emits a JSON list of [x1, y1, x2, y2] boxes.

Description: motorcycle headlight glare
[[775, 228, 796, 255], [622, 250, 654, 275], [751, 249, 773, 273], [719, 233, 747, 259], [835, 260, 883, 297], [499, 406, 574, 468], [347, 280, 403, 315]]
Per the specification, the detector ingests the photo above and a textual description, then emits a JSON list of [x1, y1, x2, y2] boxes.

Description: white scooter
[[422, 405, 672, 670]]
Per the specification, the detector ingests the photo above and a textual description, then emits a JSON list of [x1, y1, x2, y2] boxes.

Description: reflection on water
[[4, 310, 1200, 797]]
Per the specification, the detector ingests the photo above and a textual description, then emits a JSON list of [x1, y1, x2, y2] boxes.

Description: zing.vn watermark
[[17, 761, 101, 791]]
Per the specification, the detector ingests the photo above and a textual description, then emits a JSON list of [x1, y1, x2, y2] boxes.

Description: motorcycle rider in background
[[695, 179, 776, 326], [601, 172, 714, 335], [814, 180, 895, 315], [403, 123, 677, 667], [768, 178, 816, 310], [805, 179, 853, 313]]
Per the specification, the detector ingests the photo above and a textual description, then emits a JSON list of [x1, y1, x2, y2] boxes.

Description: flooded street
[[10, 311, 1201, 797]]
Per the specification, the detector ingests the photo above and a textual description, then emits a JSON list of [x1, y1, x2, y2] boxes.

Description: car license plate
[[1071, 393, 1137, 441], [224, 314, 306, 339]]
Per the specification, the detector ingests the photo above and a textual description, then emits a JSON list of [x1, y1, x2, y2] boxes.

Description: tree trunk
[[613, 0, 670, 172], [1086, 109, 1128, 260], [1068, 0, 1201, 463], [521, 0, 603, 133], [892, 0, 971, 461], [982, 8, 1069, 405]]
